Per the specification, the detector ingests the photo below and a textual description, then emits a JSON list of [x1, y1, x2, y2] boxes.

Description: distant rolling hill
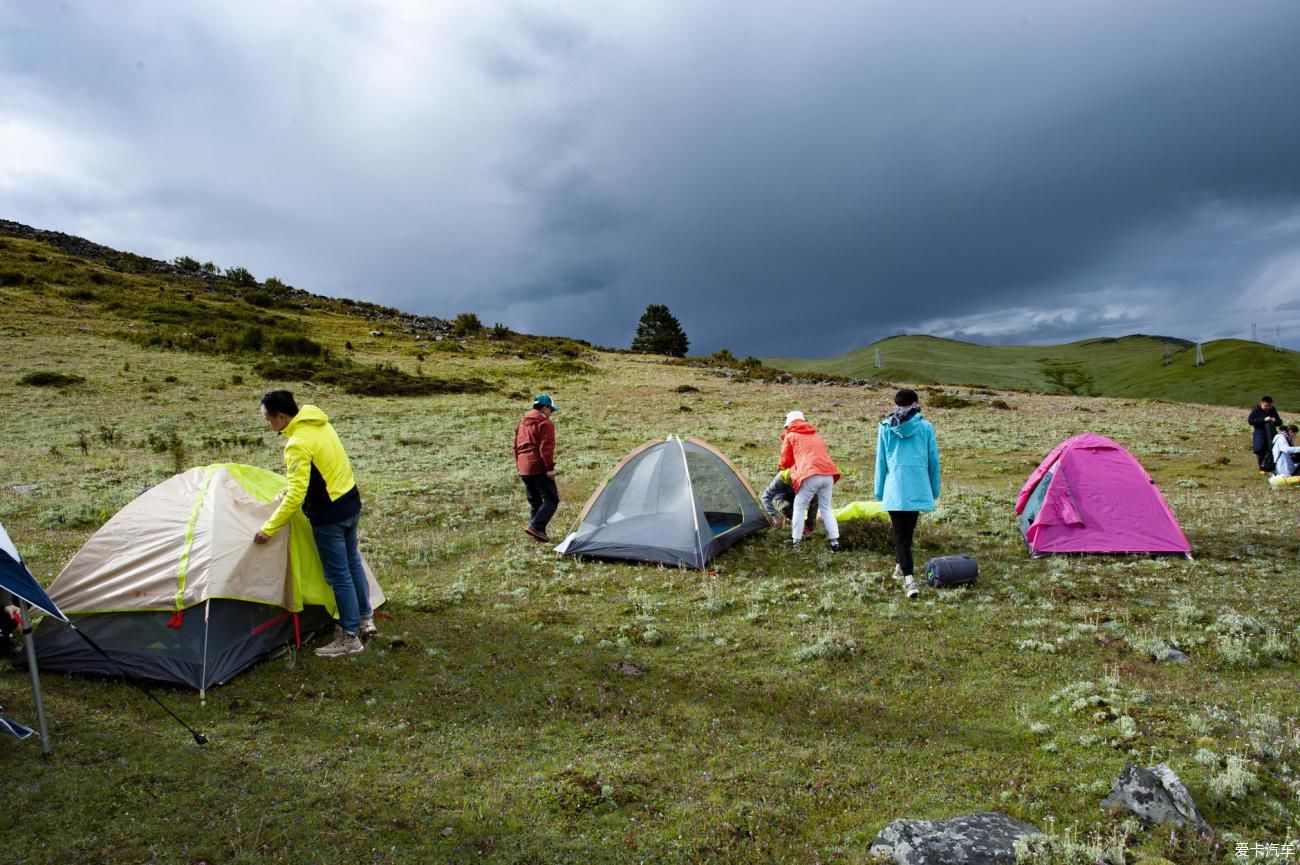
[[766, 334, 1300, 408]]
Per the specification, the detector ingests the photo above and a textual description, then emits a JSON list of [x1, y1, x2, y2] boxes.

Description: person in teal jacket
[[874, 389, 941, 598]]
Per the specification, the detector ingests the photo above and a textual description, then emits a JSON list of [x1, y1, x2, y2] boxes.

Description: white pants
[[791, 474, 838, 542]]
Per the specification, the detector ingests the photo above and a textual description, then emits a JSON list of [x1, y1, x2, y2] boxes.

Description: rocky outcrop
[[1100, 763, 1211, 834], [868, 811, 1042, 865]]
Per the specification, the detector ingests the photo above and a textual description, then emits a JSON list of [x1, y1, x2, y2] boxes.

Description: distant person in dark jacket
[[1248, 396, 1283, 473], [515, 394, 559, 542], [759, 468, 816, 532], [875, 389, 941, 599]]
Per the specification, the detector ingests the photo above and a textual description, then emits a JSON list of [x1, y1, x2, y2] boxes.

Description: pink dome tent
[[1015, 433, 1191, 558]]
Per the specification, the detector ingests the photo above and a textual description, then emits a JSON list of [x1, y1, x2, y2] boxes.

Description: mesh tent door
[[1017, 467, 1055, 539]]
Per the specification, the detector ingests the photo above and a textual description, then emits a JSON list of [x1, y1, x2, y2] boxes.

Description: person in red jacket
[[515, 394, 560, 542], [778, 410, 842, 552]]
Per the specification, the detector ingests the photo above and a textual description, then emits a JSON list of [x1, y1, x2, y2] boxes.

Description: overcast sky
[[3, 1, 1299, 356]]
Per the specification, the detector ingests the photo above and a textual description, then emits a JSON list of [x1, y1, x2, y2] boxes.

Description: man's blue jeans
[[312, 512, 371, 636]]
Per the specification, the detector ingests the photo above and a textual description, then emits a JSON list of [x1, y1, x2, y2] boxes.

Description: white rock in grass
[[1099, 763, 1211, 834], [868, 811, 1042, 864]]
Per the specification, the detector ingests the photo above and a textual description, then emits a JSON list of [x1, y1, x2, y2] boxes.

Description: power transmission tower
[[1275, 325, 1281, 352], [1252, 323, 1257, 342], [1195, 342, 1204, 366], [1163, 343, 1173, 366], [874, 348, 883, 369]]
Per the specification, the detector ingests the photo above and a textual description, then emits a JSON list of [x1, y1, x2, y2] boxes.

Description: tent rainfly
[[1015, 433, 1191, 557], [555, 436, 768, 568], [0, 519, 68, 752], [33, 464, 384, 695]]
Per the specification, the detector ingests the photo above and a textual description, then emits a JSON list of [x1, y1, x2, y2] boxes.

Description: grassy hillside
[[768, 334, 1300, 409], [1, 227, 1297, 863]]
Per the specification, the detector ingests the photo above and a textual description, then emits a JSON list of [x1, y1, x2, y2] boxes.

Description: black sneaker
[[829, 540, 842, 553], [788, 538, 801, 550]]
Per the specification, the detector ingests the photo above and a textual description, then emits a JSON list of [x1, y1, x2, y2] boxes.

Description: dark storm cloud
[[2, 1, 1299, 355]]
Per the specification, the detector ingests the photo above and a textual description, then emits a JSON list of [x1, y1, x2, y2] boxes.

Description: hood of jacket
[[881, 412, 924, 439], [520, 408, 551, 428], [784, 419, 818, 437], [283, 404, 329, 435]]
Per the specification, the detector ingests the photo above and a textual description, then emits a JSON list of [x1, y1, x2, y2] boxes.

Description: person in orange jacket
[[514, 394, 559, 542], [778, 411, 842, 552]]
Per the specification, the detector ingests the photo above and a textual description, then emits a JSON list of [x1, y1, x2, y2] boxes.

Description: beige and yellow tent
[[34, 464, 383, 693]]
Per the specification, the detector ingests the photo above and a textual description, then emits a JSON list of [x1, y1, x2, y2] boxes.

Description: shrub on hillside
[[927, 392, 974, 409], [270, 335, 324, 357], [239, 325, 266, 352], [453, 312, 483, 336], [253, 358, 321, 381], [0, 271, 26, 286], [19, 371, 85, 388], [223, 266, 257, 287], [242, 290, 280, 309], [529, 359, 598, 377]]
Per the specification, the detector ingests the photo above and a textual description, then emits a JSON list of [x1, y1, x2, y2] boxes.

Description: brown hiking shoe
[[315, 628, 364, 657], [524, 527, 549, 543], [358, 616, 378, 639]]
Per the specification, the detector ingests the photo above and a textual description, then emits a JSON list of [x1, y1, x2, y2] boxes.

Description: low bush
[[529, 359, 599, 377], [270, 335, 324, 357], [452, 312, 483, 336], [19, 371, 85, 387], [0, 271, 26, 286], [832, 518, 895, 553], [927, 392, 975, 408], [315, 363, 494, 397], [253, 358, 321, 381]]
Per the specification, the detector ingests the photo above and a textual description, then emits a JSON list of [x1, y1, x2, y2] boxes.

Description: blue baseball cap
[[533, 394, 559, 412]]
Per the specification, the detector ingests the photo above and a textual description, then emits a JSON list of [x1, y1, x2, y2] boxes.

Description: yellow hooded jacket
[[260, 405, 361, 536]]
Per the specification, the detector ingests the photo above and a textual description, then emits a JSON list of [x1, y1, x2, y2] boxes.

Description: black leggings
[[889, 510, 920, 576]]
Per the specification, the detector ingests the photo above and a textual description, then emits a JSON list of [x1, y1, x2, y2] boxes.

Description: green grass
[[767, 334, 1300, 408], [0, 230, 1297, 863]]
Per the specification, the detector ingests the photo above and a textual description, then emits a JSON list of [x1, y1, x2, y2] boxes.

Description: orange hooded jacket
[[778, 420, 840, 491]]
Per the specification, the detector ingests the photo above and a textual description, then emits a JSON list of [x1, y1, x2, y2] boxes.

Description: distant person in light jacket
[[875, 389, 941, 599], [1248, 396, 1283, 473], [1273, 425, 1300, 478]]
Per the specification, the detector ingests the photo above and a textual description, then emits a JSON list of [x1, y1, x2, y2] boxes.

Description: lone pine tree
[[631, 304, 689, 357]]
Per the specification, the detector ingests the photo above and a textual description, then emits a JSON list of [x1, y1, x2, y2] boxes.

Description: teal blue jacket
[[874, 413, 941, 511]]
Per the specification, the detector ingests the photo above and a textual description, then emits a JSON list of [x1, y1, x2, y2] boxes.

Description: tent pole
[[675, 437, 706, 569], [199, 598, 210, 705], [18, 600, 51, 755]]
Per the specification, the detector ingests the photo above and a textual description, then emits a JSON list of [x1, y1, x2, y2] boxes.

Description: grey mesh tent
[[555, 436, 768, 568]]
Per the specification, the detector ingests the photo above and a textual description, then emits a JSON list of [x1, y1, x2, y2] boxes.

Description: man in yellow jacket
[[254, 390, 373, 657]]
